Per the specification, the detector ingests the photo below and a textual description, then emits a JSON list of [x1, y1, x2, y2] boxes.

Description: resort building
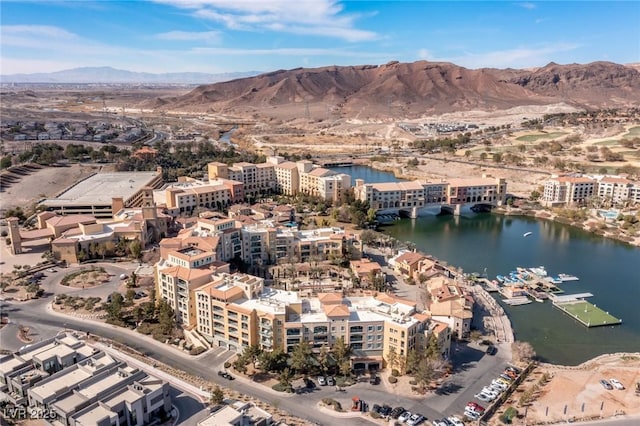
[[153, 177, 244, 215], [542, 175, 597, 206], [595, 176, 640, 205], [189, 273, 451, 367], [446, 177, 507, 206], [425, 276, 474, 339], [40, 168, 164, 218], [392, 251, 428, 279], [542, 174, 640, 206], [353, 180, 428, 210], [208, 162, 275, 199]]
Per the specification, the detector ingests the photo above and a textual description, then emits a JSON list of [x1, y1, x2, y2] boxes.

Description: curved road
[[4, 263, 629, 426]]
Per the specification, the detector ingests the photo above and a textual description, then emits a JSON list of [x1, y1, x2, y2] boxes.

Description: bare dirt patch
[[492, 353, 640, 425], [1, 163, 105, 209]]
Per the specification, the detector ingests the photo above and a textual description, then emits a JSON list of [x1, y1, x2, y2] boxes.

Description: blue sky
[[1, 1, 639, 74]]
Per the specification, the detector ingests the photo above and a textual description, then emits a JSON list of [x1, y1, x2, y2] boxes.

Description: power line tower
[[101, 93, 107, 121], [304, 101, 310, 121]]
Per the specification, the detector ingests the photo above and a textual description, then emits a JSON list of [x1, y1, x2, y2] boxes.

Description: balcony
[[286, 328, 301, 336]]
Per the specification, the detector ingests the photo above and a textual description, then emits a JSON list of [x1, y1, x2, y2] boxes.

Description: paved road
[[170, 387, 209, 426], [0, 260, 510, 425]]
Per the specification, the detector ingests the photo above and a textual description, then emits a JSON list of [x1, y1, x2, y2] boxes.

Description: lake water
[[336, 165, 640, 365]]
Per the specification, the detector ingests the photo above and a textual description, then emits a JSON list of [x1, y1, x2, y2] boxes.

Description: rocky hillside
[[151, 61, 640, 119]]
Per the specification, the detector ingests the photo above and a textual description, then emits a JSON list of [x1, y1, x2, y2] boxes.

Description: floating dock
[[502, 296, 533, 306], [552, 294, 621, 327]]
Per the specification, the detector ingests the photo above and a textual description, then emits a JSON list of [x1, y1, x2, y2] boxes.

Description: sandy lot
[[1, 163, 105, 210], [496, 353, 640, 425]]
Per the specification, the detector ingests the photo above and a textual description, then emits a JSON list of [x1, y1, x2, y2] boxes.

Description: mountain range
[[0, 66, 260, 85], [149, 61, 640, 118]]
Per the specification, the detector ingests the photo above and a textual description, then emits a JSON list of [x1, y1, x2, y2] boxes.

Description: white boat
[[523, 232, 533, 237]]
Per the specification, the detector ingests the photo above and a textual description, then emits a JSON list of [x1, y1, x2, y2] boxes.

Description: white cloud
[[156, 0, 378, 41], [1, 25, 79, 49], [191, 46, 386, 58], [517, 2, 537, 10], [418, 43, 581, 69], [155, 30, 221, 42]]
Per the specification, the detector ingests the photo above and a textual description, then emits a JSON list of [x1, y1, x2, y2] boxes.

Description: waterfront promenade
[[472, 284, 514, 344]]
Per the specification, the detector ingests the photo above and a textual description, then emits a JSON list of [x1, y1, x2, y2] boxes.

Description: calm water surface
[[339, 165, 640, 365]]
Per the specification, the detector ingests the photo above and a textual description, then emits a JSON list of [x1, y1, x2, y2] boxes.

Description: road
[[0, 260, 516, 425]]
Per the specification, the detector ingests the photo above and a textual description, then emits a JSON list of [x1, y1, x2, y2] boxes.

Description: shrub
[[409, 379, 418, 385], [224, 361, 231, 369], [137, 323, 153, 335], [272, 383, 293, 393], [391, 369, 400, 377], [500, 407, 518, 424], [371, 411, 381, 419], [190, 347, 206, 356], [388, 376, 398, 384]]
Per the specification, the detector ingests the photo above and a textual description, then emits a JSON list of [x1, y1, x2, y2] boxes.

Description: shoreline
[[494, 206, 640, 248]]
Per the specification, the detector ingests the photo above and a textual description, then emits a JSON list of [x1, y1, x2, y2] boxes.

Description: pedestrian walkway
[[472, 285, 514, 343]]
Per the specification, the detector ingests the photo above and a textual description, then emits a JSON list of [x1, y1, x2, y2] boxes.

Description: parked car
[[390, 407, 406, 419], [326, 376, 335, 386], [369, 374, 379, 385], [600, 379, 613, 390], [399, 411, 413, 423], [504, 370, 518, 379], [481, 387, 500, 398], [433, 419, 448, 426], [407, 414, 425, 426], [466, 402, 485, 413], [380, 405, 393, 417], [317, 376, 327, 386], [47, 268, 56, 273], [474, 392, 494, 402], [217, 371, 234, 380], [464, 410, 481, 420], [447, 416, 464, 426], [499, 374, 514, 382], [372, 404, 381, 414], [488, 384, 505, 394], [486, 345, 497, 355], [491, 380, 509, 390], [609, 378, 625, 390]]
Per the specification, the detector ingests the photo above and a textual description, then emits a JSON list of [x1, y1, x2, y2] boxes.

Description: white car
[[406, 414, 424, 426], [464, 409, 480, 420], [399, 411, 412, 423], [481, 387, 500, 398], [474, 392, 494, 402], [488, 384, 505, 393], [491, 380, 508, 390], [609, 378, 625, 390], [447, 416, 464, 426]]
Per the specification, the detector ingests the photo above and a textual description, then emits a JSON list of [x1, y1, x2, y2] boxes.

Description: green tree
[[406, 349, 420, 374], [129, 240, 142, 261], [210, 386, 224, 405], [125, 288, 136, 304], [290, 340, 312, 374], [157, 299, 174, 335], [0, 157, 12, 169], [278, 367, 293, 389], [425, 334, 441, 360], [331, 336, 351, 365], [386, 346, 398, 370], [414, 357, 437, 388], [106, 292, 124, 321]]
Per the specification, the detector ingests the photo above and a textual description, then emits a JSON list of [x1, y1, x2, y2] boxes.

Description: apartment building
[[542, 175, 596, 206], [208, 162, 276, 198], [156, 230, 230, 325], [154, 177, 244, 215], [353, 180, 427, 210], [0, 333, 171, 426], [425, 276, 474, 339], [446, 176, 507, 206], [271, 158, 299, 196], [596, 176, 640, 205], [190, 274, 450, 368], [197, 400, 273, 426], [239, 220, 356, 265]]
